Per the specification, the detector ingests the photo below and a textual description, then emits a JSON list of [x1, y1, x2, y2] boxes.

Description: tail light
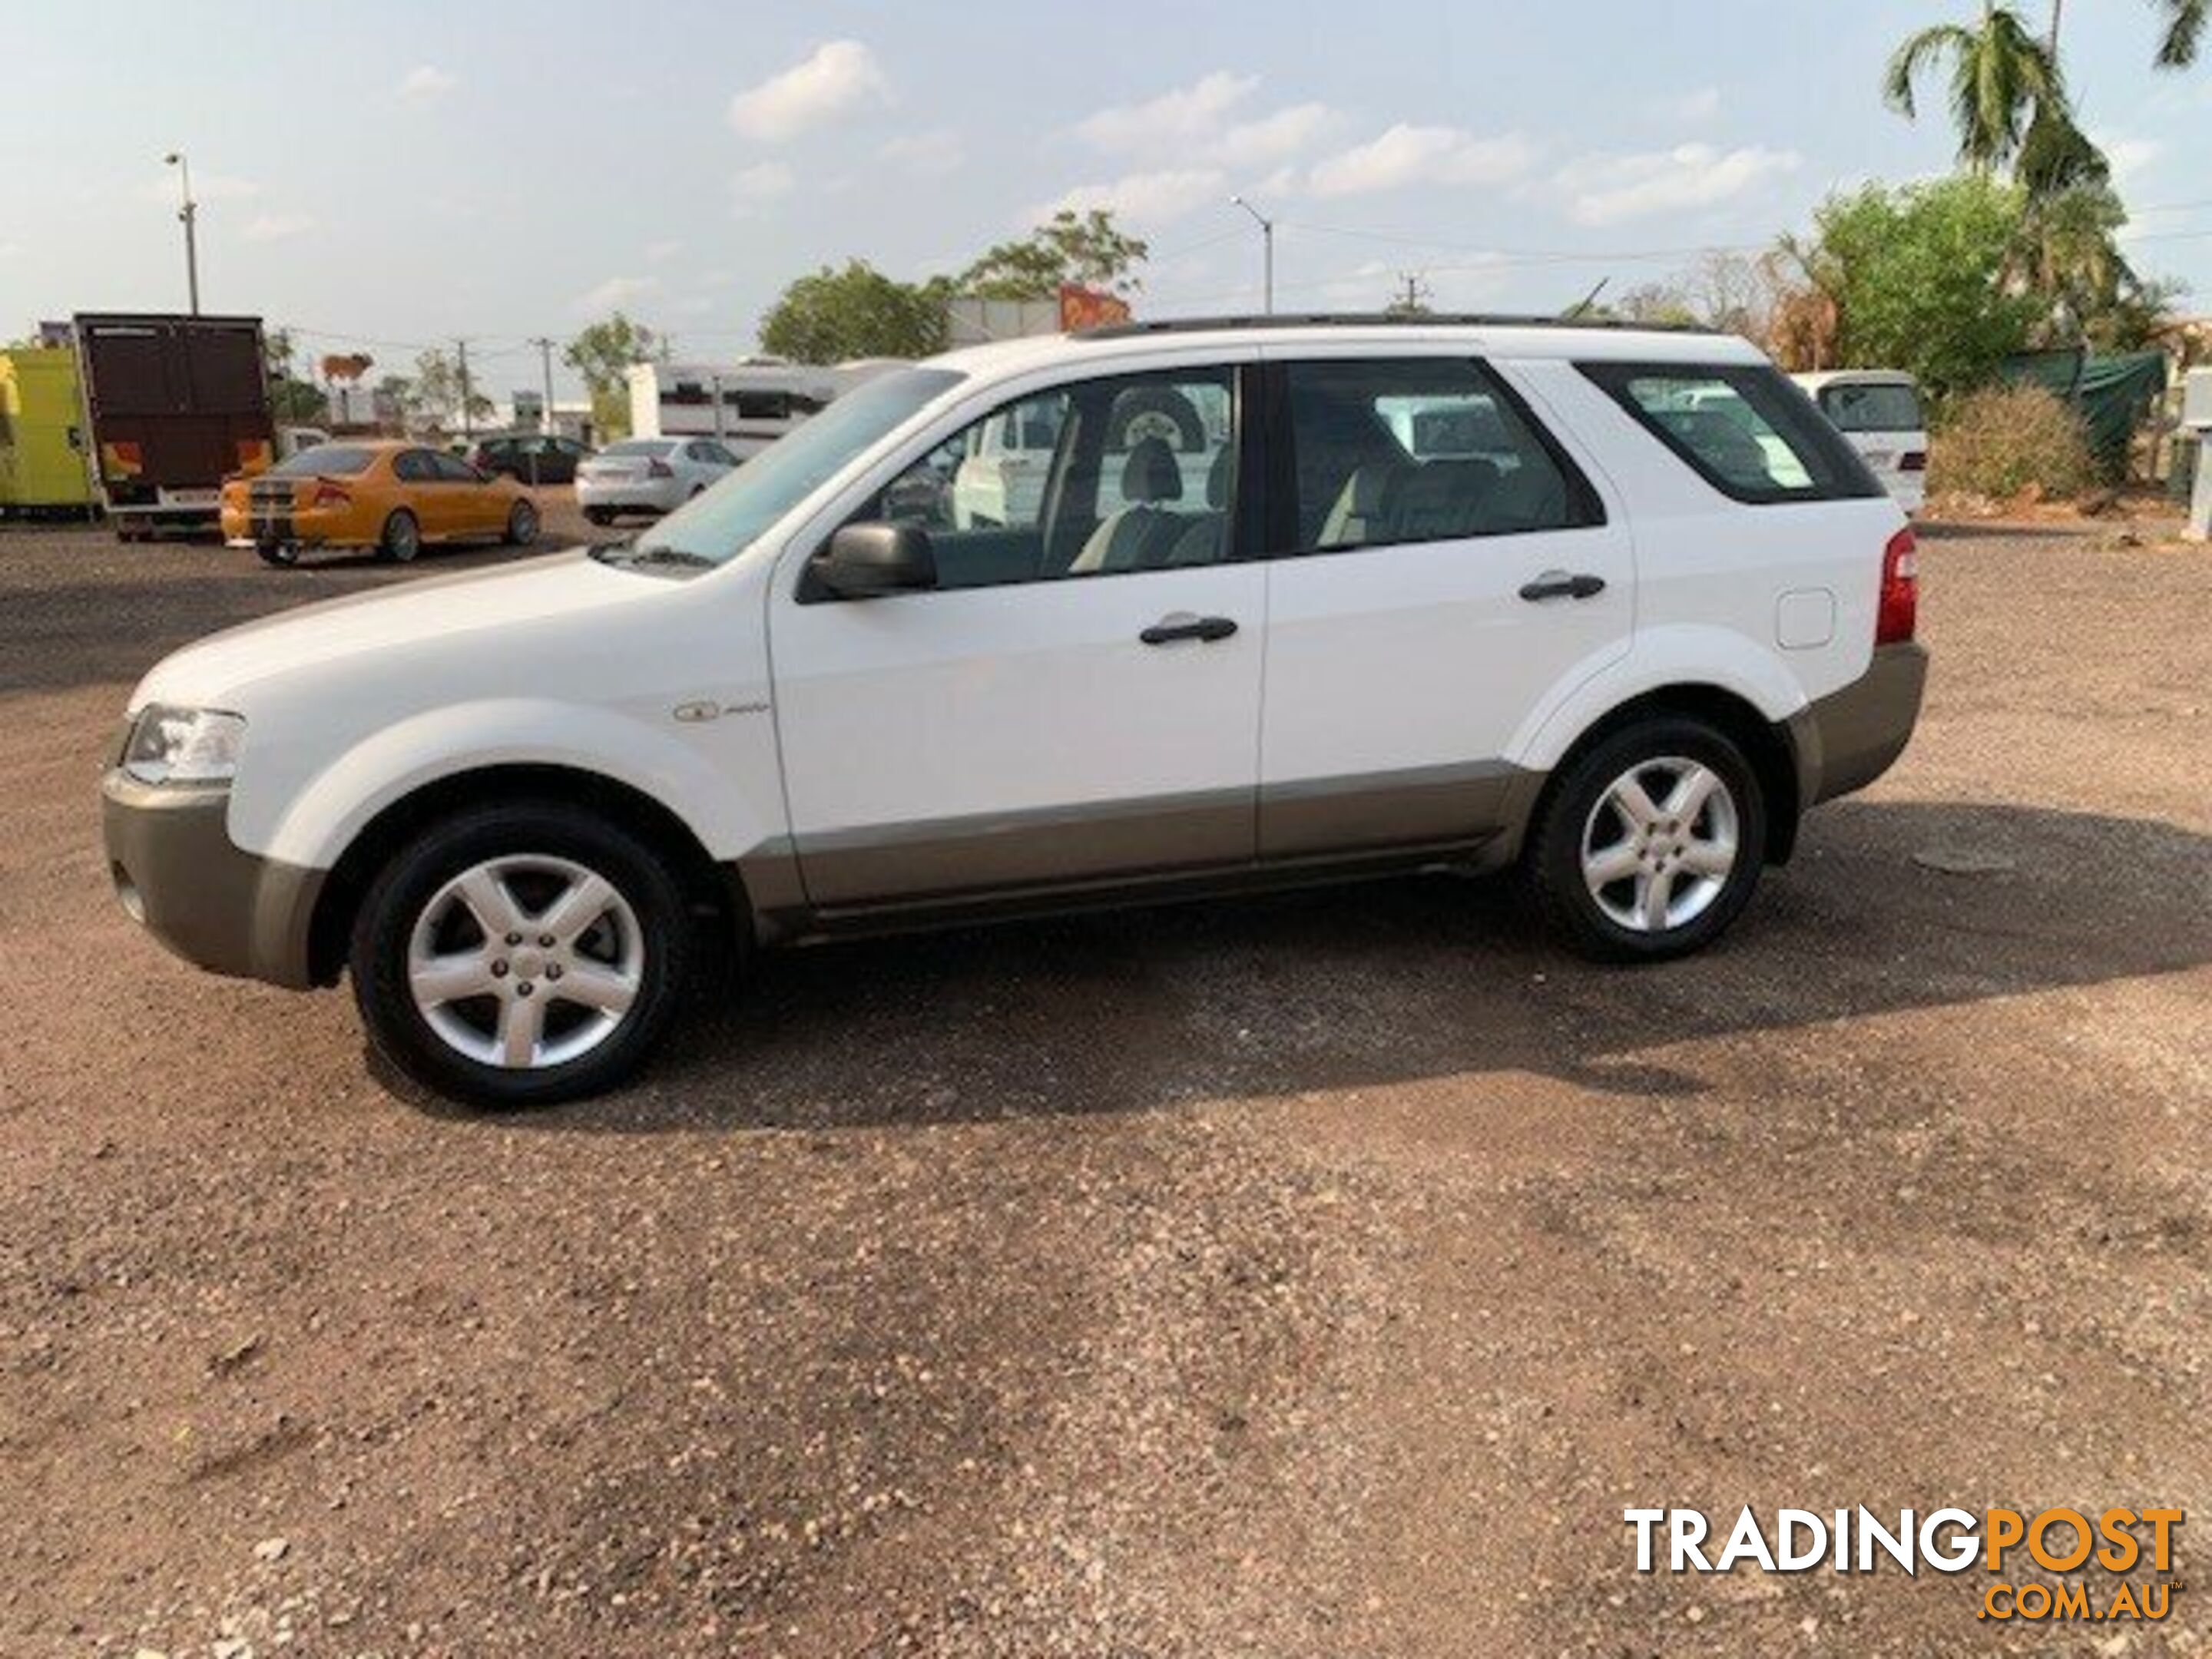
[[647, 458, 674, 478], [1876, 526, 1918, 645], [310, 479, 351, 508], [1898, 450, 1928, 473]]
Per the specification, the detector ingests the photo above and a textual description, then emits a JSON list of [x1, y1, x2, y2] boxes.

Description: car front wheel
[[1526, 717, 1767, 962], [505, 499, 539, 545], [349, 803, 690, 1106]]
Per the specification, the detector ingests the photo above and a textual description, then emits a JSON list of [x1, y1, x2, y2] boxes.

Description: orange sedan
[[221, 440, 541, 567]]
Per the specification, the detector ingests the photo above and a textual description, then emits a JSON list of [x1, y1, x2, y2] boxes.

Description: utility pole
[[1228, 194, 1274, 315], [164, 152, 200, 314], [531, 336, 556, 435], [1390, 271, 1432, 316], [456, 338, 474, 442]]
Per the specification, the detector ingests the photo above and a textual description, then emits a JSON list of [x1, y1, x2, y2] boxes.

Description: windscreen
[[1818, 381, 1925, 435], [627, 367, 964, 568], [268, 445, 376, 478]]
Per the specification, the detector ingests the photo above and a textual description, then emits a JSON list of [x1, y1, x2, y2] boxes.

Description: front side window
[[430, 452, 478, 482], [1581, 361, 1883, 504], [846, 366, 1240, 591], [1282, 358, 1600, 553]]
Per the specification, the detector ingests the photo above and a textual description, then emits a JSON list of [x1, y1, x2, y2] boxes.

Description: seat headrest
[[1205, 444, 1233, 508], [1120, 435, 1183, 503]]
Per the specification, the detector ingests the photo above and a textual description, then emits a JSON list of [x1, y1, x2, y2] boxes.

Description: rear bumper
[[101, 772, 325, 989], [1789, 642, 1929, 806], [576, 478, 682, 512]]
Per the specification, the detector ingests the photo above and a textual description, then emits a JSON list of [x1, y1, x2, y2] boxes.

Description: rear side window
[[1281, 358, 1603, 553], [1580, 362, 1883, 504]]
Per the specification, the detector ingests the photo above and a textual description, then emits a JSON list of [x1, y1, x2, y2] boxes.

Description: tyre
[[505, 499, 540, 546], [1525, 717, 1767, 963], [349, 802, 691, 1107], [584, 506, 614, 527], [379, 508, 422, 563], [257, 542, 300, 568]]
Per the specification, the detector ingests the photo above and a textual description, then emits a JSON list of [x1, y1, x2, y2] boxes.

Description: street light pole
[[531, 336, 557, 435], [1229, 194, 1274, 316], [164, 151, 200, 314]]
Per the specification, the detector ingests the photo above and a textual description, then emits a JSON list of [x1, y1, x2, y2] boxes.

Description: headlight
[[121, 706, 247, 785]]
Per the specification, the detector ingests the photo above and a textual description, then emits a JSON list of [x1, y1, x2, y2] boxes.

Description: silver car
[[575, 437, 738, 525]]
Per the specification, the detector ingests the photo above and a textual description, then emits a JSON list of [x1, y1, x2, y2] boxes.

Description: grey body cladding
[[739, 759, 1538, 943], [737, 647, 1929, 945]]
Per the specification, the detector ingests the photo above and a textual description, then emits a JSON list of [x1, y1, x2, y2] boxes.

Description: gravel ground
[[2, 504, 2208, 1657]]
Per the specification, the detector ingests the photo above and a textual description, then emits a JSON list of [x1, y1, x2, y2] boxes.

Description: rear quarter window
[[1579, 362, 1883, 505]]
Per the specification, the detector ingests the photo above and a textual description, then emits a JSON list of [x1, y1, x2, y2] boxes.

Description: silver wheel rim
[[389, 515, 418, 559], [512, 503, 537, 541], [1581, 756, 1740, 934], [406, 854, 644, 1070]]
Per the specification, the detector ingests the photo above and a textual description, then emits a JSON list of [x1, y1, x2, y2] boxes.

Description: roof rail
[[1074, 311, 1725, 340]]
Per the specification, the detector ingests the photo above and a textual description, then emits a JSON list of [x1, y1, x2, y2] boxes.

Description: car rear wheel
[[505, 500, 540, 546], [257, 543, 300, 568], [379, 508, 421, 563], [349, 803, 690, 1107], [1525, 717, 1766, 962]]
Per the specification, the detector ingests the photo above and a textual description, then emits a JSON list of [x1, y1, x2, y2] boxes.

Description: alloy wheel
[[1579, 757, 1740, 934]]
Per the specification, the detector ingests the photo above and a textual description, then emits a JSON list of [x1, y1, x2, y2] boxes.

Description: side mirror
[[811, 521, 936, 598]]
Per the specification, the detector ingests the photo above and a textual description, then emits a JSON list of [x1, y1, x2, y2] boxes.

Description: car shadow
[[426, 797, 2212, 1134]]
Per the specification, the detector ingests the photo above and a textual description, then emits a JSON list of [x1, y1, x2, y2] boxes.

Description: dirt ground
[[2, 499, 2208, 1657]]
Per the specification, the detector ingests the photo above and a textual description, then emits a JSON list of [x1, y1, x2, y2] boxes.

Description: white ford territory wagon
[[103, 316, 1926, 1106]]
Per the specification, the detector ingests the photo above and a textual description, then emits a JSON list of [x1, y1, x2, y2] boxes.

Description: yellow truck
[[0, 346, 95, 518]]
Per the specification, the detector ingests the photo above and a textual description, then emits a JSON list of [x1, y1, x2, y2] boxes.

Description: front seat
[[1162, 445, 1234, 567], [1068, 436, 1186, 575]]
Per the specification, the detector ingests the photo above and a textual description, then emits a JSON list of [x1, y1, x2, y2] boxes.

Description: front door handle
[[1141, 613, 1238, 645], [1518, 571, 1607, 602]]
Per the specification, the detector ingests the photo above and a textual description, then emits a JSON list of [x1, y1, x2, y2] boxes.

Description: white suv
[[103, 317, 1926, 1106]]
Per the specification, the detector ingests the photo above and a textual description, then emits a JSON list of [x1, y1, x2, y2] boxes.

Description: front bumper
[[1790, 642, 1930, 806], [101, 772, 326, 988]]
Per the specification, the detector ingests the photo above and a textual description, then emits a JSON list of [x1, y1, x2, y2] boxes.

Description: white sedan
[[575, 438, 738, 524]]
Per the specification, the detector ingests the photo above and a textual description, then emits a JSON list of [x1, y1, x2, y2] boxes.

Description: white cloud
[[1306, 124, 1539, 197], [576, 274, 660, 313], [396, 64, 457, 101], [2105, 135, 2162, 186], [1552, 142, 1801, 226], [242, 213, 316, 243], [1216, 101, 1336, 169], [880, 129, 964, 177], [732, 161, 796, 214], [644, 239, 685, 265], [1076, 71, 1257, 154], [727, 40, 887, 142], [1074, 72, 1336, 176], [1038, 167, 1230, 227]]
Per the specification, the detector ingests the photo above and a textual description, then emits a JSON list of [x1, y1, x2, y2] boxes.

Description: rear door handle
[[1518, 571, 1607, 602], [1141, 613, 1238, 645]]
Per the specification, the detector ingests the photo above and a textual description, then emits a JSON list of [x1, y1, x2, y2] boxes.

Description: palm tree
[[2155, 0, 2206, 66], [1884, 3, 2070, 175]]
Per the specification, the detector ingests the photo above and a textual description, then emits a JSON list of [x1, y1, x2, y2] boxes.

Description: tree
[[960, 209, 1149, 300], [409, 347, 492, 429], [760, 262, 952, 363], [563, 313, 658, 396], [261, 328, 328, 426], [2015, 184, 2182, 349], [2156, 0, 2206, 65], [1883, 3, 2099, 191], [1808, 174, 2043, 396]]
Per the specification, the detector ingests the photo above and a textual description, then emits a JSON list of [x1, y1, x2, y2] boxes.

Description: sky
[[5, 0, 2209, 401]]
